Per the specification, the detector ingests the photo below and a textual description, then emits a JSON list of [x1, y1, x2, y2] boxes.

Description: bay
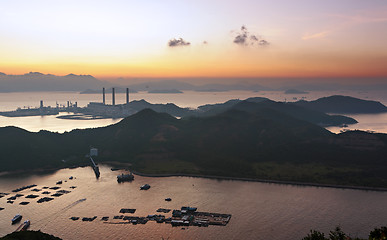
[[1, 166, 386, 240]]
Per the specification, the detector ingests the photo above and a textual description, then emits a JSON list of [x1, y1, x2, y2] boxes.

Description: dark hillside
[[1, 108, 387, 188], [232, 100, 357, 127], [293, 95, 387, 113]]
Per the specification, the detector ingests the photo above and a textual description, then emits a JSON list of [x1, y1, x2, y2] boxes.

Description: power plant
[[112, 87, 115, 106], [0, 87, 136, 119], [102, 87, 106, 105], [84, 87, 135, 118], [100, 87, 130, 106]]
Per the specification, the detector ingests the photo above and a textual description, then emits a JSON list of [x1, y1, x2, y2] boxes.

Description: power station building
[[85, 87, 134, 118]]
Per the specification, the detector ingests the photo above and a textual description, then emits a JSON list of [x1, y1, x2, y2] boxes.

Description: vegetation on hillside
[[0, 230, 62, 240], [302, 226, 387, 240], [0, 100, 387, 188]]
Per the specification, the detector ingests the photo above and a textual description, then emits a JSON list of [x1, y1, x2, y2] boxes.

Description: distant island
[[80, 88, 138, 94], [294, 95, 387, 113], [147, 89, 183, 94], [284, 89, 309, 94], [0, 99, 386, 189], [0, 95, 367, 127], [2, 72, 387, 93], [0, 72, 106, 92]]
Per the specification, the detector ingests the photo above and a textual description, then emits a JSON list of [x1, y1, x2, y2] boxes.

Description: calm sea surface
[[0, 90, 387, 133], [1, 166, 387, 240]]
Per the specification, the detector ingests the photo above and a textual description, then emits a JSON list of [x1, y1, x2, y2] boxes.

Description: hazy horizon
[[1, 0, 387, 84]]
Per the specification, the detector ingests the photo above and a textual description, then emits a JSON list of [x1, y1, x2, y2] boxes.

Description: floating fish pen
[[12, 185, 37, 193], [25, 194, 39, 199], [70, 207, 231, 228], [82, 216, 97, 222], [119, 208, 136, 214], [157, 208, 171, 213], [7, 194, 23, 200], [37, 197, 54, 203]]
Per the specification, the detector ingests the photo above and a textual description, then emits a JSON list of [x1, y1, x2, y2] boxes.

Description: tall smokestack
[[112, 87, 115, 106], [126, 88, 129, 104], [103, 87, 105, 105]]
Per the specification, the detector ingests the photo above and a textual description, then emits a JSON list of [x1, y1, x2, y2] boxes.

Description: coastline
[[2, 165, 387, 192], [131, 171, 387, 192]]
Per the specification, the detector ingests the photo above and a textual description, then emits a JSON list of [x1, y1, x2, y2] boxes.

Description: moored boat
[[140, 184, 150, 190], [21, 220, 30, 231], [117, 173, 134, 183], [11, 214, 22, 224]]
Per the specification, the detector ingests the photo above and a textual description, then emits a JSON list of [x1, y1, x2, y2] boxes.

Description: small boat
[[117, 173, 134, 183], [140, 184, 150, 190], [11, 214, 22, 224], [21, 220, 30, 231]]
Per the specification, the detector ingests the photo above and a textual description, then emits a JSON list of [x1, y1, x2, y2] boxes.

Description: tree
[[329, 226, 347, 240], [302, 230, 327, 240]]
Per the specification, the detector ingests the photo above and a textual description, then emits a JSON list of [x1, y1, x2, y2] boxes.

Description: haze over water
[[0, 90, 387, 133]]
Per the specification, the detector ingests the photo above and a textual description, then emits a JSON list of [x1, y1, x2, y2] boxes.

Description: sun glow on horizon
[[1, 0, 387, 80]]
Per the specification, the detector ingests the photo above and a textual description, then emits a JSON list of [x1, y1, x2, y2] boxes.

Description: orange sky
[[1, 0, 387, 81]]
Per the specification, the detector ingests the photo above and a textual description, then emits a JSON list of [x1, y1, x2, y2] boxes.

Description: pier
[[89, 157, 100, 179]]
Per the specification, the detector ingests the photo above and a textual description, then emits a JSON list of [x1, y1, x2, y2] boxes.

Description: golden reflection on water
[[1, 166, 387, 239]]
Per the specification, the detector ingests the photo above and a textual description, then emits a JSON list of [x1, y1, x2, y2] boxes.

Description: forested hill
[[293, 95, 387, 113], [1, 103, 387, 188]]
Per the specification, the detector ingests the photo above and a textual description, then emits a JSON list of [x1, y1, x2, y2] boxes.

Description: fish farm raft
[[70, 206, 232, 228]]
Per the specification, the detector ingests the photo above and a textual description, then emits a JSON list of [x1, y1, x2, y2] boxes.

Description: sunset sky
[[1, 0, 387, 81]]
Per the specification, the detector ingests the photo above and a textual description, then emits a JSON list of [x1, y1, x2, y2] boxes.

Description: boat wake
[[35, 199, 87, 227]]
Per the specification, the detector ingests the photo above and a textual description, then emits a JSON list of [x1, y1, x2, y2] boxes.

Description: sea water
[[1, 166, 387, 240]]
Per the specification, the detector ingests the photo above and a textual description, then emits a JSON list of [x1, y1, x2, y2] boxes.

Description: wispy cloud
[[302, 31, 330, 40], [302, 9, 387, 41], [233, 25, 269, 47], [168, 38, 191, 47], [259, 40, 270, 46], [332, 9, 387, 25]]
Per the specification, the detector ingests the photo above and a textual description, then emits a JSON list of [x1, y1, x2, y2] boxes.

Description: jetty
[[89, 156, 100, 178]]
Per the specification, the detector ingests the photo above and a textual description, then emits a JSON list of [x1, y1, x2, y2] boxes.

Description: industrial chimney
[[112, 87, 115, 106], [103, 87, 106, 105], [126, 88, 129, 104]]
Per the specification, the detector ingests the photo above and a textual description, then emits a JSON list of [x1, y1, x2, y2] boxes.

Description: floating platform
[[70, 207, 231, 228], [119, 208, 136, 214], [12, 185, 37, 193]]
